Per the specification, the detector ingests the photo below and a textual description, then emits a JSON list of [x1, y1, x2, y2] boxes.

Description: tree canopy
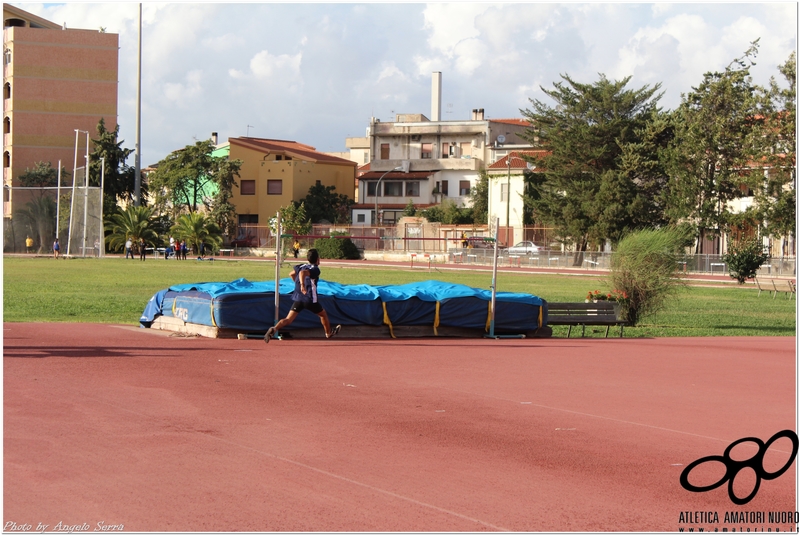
[[520, 73, 665, 263], [297, 183, 354, 224], [89, 118, 138, 211]]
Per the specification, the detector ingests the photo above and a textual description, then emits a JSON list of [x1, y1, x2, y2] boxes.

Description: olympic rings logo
[[679, 429, 798, 505]]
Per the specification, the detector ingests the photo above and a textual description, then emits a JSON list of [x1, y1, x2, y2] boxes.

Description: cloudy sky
[[14, 2, 798, 167]]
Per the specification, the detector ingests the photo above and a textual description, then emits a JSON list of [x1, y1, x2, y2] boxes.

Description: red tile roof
[[488, 150, 549, 170], [358, 171, 434, 180], [230, 137, 356, 166], [490, 118, 529, 127]]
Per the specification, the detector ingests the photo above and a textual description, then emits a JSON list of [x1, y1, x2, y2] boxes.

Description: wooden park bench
[[546, 301, 628, 338]]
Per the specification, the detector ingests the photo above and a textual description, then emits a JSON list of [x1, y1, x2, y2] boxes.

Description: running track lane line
[[79, 393, 512, 532]]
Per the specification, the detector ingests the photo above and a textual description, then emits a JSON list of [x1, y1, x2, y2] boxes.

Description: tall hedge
[[313, 237, 361, 260]]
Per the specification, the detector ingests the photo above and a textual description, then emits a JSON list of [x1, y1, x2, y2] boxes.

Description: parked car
[[230, 235, 258, 248], [507, 241, 540, 255], [465, 236, 504, 249]]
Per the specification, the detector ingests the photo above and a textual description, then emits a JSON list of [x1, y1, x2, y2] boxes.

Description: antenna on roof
[[246, 125, 254, 137]]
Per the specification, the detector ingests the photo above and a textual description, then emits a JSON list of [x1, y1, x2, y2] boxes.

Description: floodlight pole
[[374, 165, 403, 226], [99, 157, 105, 257], [67, 130, 80, 256], [134, 3, 142, 206], [81, 130, 89, 257]]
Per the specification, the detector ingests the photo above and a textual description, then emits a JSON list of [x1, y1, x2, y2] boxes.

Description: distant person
[[53, 238, 60, 259], [292, 239, 300, 259], [26, 235, 33, 253], [199, 241, 205, 258], [461, 232, 468, 248], [264, 248, 341, 343], [94, 238, 101, 257], [125, 238, 134, 259], [139, 238, 147, 261], [169, 235, 175, 250], [181, 240, 188, 260]]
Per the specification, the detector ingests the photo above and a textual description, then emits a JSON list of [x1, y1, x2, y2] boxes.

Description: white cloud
[[249, 50, 302, 80]]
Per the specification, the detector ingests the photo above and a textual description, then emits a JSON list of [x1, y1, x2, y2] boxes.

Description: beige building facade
[[228, 137, 356, 231], [3, 4, 118, 227]]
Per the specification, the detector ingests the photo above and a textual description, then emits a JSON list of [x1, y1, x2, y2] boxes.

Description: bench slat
[[545, 301, 626, 338]]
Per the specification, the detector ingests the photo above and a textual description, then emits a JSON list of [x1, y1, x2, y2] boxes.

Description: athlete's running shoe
[[264, 327, 276, 343], [327, 325, 342, 339]]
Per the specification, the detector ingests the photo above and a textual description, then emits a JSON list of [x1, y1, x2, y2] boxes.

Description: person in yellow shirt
[[25, 236, 33, 253], [292, 239, 301, 259]]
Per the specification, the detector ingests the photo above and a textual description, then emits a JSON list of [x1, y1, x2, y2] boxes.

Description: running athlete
[[264, 248, 341, 342]]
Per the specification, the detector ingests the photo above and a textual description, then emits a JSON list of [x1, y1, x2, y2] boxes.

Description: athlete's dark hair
[[307, 248, 319, 264]]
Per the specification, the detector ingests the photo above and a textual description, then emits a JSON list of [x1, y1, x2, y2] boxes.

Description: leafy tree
[[752, 51, 796, 250], [89, 118, 139, 211], [662, 42, 765, 253], [280, 202, 312, 236], [419, 199, 472, 224], [723, 238, 769, 284], [520, 74, 664, 265], [104, 205, 160, 252], [14, 196, 56, 253], [170, 212, 223, 254], [313, 235, 360, 260], [17, 162, 70, 199], [298, 183, 353, 224], [403, 199, 417, 217], [470, 170, 489, 224], [147, 138, 243, 224]]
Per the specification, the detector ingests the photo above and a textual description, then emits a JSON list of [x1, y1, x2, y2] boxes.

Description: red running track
[[3, 323, 797, 532]]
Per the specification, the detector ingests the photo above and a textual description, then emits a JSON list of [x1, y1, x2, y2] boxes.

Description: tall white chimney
[[431, 72, 442, 122]]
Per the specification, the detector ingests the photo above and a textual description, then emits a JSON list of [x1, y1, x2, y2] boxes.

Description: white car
[[507, 241, 540, 255]]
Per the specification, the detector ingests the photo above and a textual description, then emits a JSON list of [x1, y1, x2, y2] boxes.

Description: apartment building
[[350, 72, 532, 226], [3, 4, 118, 227], [228, 136, 356, 233]]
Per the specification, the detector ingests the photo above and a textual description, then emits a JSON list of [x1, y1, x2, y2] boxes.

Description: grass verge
[[2, 256, 795, 337]]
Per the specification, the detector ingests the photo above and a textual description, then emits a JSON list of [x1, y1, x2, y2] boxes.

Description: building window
[[3, 116, 9, 134], [460, 142, 470, 157], [441, 142, 449, 159], [267, 179, 282, 195], [4, 83, 10, 100], [382, 211, 399, 225], [381, 143, 390, 160], [421, 143, 433, 159], [356, 214, 365, 223], [240, 180, 256, 195], [459, 180, 470, 196], [405, 181, 420, 196], [367, 182, 377, 196], [501, 183, 509, 202], [441, 180, 448, 196], [4, 151, 10, 168], [383, 182, 402, 196], [238, 214, 259, 225]]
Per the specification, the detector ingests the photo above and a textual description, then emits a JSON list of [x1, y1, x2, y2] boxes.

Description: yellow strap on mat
[[485, 300, 491, 332], [538, 304, 543, 328], [210, 299, 217, 327], [382, 302, 396, 339], [434, 301, 440, 336]]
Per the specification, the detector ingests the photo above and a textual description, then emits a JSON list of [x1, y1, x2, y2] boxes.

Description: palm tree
[[104, 205, 159, 252], [170, 212, 223, 255]]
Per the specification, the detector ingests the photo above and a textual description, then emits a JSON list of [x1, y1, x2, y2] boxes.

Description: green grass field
[[2, 256, 796, 337]]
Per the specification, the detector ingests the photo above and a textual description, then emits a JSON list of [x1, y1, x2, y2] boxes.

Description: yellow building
[[229, 137, 356, 228], [3, 4, 118, 235]]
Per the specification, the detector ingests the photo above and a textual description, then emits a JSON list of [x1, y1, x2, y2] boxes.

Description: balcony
[[372, 158, 482, 173]]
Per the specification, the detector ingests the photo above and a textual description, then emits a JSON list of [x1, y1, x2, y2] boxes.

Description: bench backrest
[[547, 302, 618, 317]]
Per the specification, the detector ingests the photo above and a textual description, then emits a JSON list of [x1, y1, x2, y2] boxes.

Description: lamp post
[[505, 155, 511, 246], [374, 165, 403, 226]]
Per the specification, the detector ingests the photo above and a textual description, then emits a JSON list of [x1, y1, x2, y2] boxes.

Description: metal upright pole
[[56, 160, 61, 242], [134, 3, 142, 206], [81, 131, 89, 257], [274, 212, 282, 331], [67, 130, 79, 256], [99, 156, 105, 257], [506, 156, 511, 247]]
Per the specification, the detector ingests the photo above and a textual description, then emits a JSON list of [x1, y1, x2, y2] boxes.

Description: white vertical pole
[[81, 131, 89, 257], [99, 156, 105, 257], [489, 216, 499, 337], [56, 160, 61, 241], [134, 3, 142, 206], [274, 211, 282, 329], [67, 130, 79, 256]]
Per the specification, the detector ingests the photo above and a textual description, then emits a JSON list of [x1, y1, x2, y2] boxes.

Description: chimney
[[431, 72, 442, 122], [472, 109, 478, 120], [477, 109, 485, 120], [211, 132, 218, 145]]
